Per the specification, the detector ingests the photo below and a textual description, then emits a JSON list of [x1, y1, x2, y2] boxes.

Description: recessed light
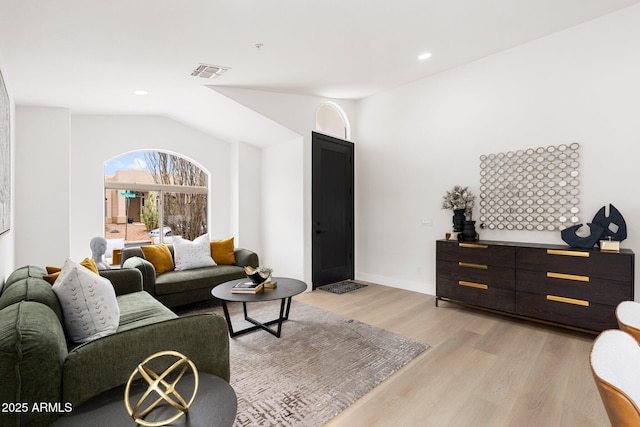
[[133, 90, 148, 96], [418, 52, 432, 61]]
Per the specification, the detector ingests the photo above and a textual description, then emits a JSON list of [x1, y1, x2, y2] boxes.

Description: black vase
[[459, 220, 477, 241], [452, 209, 466, 232]]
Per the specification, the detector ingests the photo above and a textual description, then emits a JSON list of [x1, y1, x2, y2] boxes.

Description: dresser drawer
[[516, 247, 633, 282], [437, 240, 515, 267], [516, 291, 617, 331], [437, 277, 515, 313], [516, 269, 632, 306], [437, 260, 515, 290]]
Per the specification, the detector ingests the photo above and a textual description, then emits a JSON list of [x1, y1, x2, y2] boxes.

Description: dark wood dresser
[[436, 239, 635, 332]]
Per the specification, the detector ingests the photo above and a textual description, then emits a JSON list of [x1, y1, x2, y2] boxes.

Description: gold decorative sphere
[[124, 350, 199, 427]]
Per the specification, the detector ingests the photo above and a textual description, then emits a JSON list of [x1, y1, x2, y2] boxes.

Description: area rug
[[318, 280, 368, 294], [176, 300, 428, 426]]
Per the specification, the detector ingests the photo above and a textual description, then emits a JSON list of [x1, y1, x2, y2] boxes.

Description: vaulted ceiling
[[1, 0, 638, 146]]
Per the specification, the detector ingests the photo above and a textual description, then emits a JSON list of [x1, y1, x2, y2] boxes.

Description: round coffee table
[[211, 277, 307, 338]]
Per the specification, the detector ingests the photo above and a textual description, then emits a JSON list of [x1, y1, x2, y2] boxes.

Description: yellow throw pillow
[[140, 244, 175, 275], [44, 258, 99, 284], [81, 257, 99, 274], [44, 266, 62, 285], [210, 237, 236, 265]]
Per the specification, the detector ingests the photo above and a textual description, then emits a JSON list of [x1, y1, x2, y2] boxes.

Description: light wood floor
[[294, 283, 609, 427]]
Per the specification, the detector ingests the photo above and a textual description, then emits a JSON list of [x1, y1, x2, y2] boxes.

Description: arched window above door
[[316, 102, 351, 140]]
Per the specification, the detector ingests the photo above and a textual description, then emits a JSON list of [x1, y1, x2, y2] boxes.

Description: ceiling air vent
[[190, 63, 230, 79]]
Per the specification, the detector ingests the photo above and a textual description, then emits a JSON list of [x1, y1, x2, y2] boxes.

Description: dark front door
[[312, 131, 354, 288]]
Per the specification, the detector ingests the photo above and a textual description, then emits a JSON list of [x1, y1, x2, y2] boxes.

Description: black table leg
[[224, 298, 294, 338]]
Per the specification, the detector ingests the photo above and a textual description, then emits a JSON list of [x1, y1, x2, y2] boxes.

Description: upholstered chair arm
[[123, 256, 158, 296], [99, 268, 144, 296], [234, 248, 259, 268]]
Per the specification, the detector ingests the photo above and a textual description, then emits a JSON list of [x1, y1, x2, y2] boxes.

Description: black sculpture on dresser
[[561, 204, 627, 248]]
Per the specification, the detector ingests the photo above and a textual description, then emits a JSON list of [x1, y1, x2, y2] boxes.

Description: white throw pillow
[[173, 233, 217, 270], [52, 258, 120, 344]]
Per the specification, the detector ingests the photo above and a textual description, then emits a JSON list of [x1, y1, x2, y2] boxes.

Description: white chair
[[590, 329, 640, 426], [616, 301, 640, 344]]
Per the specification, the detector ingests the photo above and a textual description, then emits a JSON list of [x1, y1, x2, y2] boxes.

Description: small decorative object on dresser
[[441, 185, 476, 234], [561, 204, 627, 249], [452, 209, 466, 233], [460, 220, 478, 241]]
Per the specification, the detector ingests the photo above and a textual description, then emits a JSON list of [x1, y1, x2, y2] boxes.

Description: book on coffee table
[[231, 281, 265, 294]]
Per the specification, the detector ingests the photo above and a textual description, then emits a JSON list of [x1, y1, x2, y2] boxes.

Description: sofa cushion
[[0, 301, 68, 426], [155, 265, 245, 296], [0, 277, 64, 324], [52, 259, 120, 344], [210, 237, 236, 265], [115, 291, 177, 333], [173, 234, 216, 271], [140, 244, 175, 274], [3, 265, 47, 289]]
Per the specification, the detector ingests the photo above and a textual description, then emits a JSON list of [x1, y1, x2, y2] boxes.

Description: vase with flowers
[[441, 185, 476, 239]]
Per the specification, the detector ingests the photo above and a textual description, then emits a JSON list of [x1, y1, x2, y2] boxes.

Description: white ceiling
[[1, 0, 639, 146]]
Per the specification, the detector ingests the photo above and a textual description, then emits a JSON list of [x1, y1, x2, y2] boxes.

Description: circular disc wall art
[[478, 143, 581, 231]]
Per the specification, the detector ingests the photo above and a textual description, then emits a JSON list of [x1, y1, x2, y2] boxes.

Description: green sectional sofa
[[121, 245, 259, 307], [0, 265, 230, 427]]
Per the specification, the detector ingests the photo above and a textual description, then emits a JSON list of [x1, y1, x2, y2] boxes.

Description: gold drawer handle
[[458, 281, 488, 290], [547, 249, 589, 258], [547, 272, 590, 282], [459, 243, 488, 249], [546, 295, 589, 307], [458, 262, 488, 270]]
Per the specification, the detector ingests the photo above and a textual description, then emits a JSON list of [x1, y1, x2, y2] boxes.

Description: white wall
[[230, 141, 262, 254], [70, 115, 233, 260], [0, 53, 15, 284], [355, 5, 640, 296], [261, 136, 305, 279], [14, 107, 70, 267]]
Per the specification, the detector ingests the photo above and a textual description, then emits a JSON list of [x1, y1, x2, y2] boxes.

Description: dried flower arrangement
[[441, 185, 476, 215]]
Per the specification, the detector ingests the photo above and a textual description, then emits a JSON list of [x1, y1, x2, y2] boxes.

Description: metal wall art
[[478, 143, 581, 231]]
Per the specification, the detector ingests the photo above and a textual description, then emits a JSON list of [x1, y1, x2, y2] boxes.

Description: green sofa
[[121, 245, 259, 308], [0, 265, 230, 427]]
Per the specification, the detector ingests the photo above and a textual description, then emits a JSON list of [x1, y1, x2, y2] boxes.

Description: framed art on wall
[[0, 69, 10, 235]]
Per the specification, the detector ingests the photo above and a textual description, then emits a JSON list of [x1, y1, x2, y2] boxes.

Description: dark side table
[[51, 373, 236, 427], [212, 277, 307, 338]]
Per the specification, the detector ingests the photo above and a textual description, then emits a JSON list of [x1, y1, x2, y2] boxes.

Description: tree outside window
[[144, 152, 208, 241]]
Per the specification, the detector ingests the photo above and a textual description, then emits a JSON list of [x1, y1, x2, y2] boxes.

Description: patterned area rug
[[318, 280, 368, 294], [177, 300, 428, 426]]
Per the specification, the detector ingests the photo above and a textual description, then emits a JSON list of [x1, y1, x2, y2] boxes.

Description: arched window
[[316, 102, 351, 140], [104, 151, 208, 251]]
